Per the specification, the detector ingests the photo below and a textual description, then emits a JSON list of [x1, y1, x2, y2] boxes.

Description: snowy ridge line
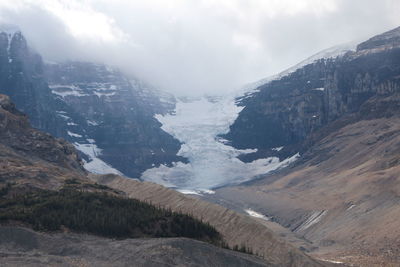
[[238, 42, 357, 98]]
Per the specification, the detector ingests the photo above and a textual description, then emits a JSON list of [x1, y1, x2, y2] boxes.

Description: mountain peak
[[357, 26, 400, 51], [0, 24, 21, 36]]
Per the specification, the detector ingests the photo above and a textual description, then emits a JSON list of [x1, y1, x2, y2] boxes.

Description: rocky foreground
[[0, 226, 269, 267]]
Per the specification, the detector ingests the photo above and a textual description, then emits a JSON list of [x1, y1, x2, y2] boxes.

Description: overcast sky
[[1, 0, 400, 96]]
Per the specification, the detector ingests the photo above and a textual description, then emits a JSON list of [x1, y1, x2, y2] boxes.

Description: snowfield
[[141, 95, 299, 193]]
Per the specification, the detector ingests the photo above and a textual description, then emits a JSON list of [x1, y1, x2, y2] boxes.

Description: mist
[[1, 0, 399, 96]]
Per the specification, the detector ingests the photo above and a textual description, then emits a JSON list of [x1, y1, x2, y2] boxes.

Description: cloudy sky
[[0, 0, 399, 96]]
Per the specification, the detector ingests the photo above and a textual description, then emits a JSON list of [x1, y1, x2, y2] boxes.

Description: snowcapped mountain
[[238, 42, 357, 101], [0, 28, 185, 178]]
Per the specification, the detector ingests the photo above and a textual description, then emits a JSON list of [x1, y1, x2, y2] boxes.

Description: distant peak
[[357, 26, 400, 51], [0, 24, 21, 36]]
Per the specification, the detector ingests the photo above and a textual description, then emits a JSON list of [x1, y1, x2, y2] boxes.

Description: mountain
[[0, 27, 185, 177], [0, 93, 326, 266], [214, 26, 400, 266], [225, 26, 400, 162], [44, 61, 185, 177]]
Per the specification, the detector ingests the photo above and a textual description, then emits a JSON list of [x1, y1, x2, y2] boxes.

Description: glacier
[[141, 95, 299, 193]]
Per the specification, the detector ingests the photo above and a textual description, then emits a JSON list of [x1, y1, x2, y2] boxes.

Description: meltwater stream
[[140, 95, 299, 194]]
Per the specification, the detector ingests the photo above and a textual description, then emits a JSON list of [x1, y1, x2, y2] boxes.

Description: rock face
[[225, 26, 400, 161], [44, 61, 185, 177], [0, 28, 184, 178]]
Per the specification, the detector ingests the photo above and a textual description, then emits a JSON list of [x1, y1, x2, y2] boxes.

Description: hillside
[[211, 26, 400, 266], [0, 226, 270, 267], [90, 173, 326, 266]]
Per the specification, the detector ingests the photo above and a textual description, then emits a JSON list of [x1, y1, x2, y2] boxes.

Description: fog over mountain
[[1, 0, 399, 96]]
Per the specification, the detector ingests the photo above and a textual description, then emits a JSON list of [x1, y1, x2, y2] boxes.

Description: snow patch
[[177, 189, 216, 196], [245, 209, 269, 220], [67, 131, 82, 138], [93, 91, 116, 98], [57, 114, 70, 120], [313, 87, 325, 91], [50, 85, 88, 97], [74, 142, 122, 175], [87, 120, 99, 126], [347, 204, 356, 211]]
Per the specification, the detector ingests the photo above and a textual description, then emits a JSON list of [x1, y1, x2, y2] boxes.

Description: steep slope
[[0, 94, 86, 190], [90, 173, 326, 267], [0, 27, 184, 177], [0, 27, 75, 137], [214, 26, 400, 266], [44, 61, 185, 177]]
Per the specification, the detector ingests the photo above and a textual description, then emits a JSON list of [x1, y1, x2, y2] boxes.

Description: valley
[[1, 17, 400, 267]]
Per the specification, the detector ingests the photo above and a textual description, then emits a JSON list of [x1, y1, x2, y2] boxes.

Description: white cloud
[[0, 0, 399, 96]]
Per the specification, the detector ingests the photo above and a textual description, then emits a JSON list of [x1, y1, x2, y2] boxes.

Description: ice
[[141, 96, 299, 190], [74, 142, 122, 175]]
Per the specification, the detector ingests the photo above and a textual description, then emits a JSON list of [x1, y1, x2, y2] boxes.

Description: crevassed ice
[[141, 95, 299, 192]]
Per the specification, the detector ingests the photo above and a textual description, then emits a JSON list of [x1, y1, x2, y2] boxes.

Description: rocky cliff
[[0, 28, 185, 178], [214, 26, 400, 266], [225, 26, 400, 162], [44, 61, 185, 177]]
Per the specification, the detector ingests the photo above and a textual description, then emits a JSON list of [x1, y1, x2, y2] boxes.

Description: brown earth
[[209, 104, 400, 266], [89, 173, 329, 267]]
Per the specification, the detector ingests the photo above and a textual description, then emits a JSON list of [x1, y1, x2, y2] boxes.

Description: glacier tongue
[[141, 95, 299, 192]]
